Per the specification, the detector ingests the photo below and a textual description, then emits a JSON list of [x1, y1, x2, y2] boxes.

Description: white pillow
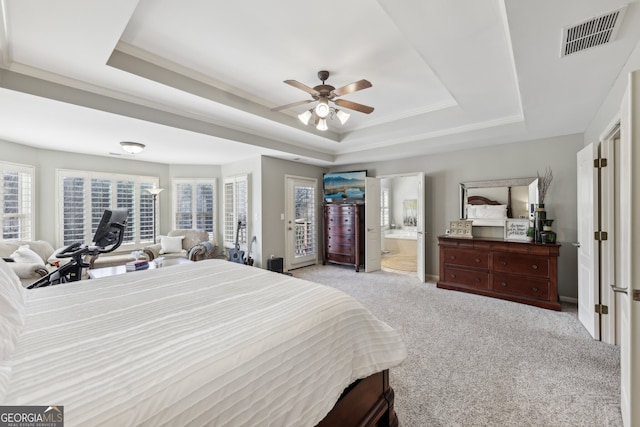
[[159, 235, 185, 254], [478, 205, 507, 219], [10, 245, 43, 264]]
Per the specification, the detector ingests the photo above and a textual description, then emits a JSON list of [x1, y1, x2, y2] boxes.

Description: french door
[[284, 176, 318, 270]]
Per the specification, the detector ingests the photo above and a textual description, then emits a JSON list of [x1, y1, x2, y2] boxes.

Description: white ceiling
[[1, 0, 639, 166]]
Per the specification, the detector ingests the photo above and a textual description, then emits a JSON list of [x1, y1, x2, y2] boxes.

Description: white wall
[[585, 40, 640, 145], [331, 134, 584, 299]]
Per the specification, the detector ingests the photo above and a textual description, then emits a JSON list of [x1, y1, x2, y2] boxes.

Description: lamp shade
[[336, 109, 350, 125], [298, 109, 313, 125], [316, 118, 328, 131], [146, 188, 164, 196], [120, 141, 145, 154]]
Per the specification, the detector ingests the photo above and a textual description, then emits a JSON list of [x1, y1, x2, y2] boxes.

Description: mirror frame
[[459, 177, 538, 220]]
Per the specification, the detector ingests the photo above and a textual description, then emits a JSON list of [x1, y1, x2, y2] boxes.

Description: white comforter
[[3, 260, 406, 426]]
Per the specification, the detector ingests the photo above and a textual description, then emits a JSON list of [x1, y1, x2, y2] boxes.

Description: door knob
[[572, 242, 581, 248], [611, 284, 628, 294]]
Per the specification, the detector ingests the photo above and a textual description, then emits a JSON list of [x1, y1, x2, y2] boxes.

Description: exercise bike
[[27, 208, 128, 289]]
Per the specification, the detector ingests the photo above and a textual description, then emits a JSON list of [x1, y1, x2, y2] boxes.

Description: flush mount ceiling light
[[273, 70, 374, 131], [120, 141, 145, 154]]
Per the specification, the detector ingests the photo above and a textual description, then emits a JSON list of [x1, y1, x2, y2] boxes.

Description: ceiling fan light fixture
[[316, 118, 328, 131], [336, 109, 350, 125], [315, 99, 330, 119], [298, 109, 313, 125], [120, 141, 145, 154]]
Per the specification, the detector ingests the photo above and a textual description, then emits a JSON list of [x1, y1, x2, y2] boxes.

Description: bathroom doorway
[[379, 173, 425, 280]]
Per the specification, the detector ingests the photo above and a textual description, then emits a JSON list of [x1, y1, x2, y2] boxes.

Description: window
[[1, 161, 34, 241], [173, 179, 216, 242], [223, 175, 249, 248], [381, 187, 389, 227], [57, 169, 158, 247]]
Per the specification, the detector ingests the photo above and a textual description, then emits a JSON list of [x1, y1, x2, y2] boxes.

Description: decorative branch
[[537, 166, 553, 204]]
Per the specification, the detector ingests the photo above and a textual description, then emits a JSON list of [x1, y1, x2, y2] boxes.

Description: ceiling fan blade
[[284, 80, 320, 96], [270, 99, 314, 112], [334, 98, 375, 114], [332, 79, 372, 97]]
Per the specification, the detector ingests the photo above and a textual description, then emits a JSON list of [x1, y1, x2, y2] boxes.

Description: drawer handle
[[532, 287, 539, 292], [475, 277, 481, 283], [450, 256, 456, 260], [450, 274, 456, 279], [532, 264, 538, 270], [500, 282, 507, 287], [501, 261, 507, 266], [475, 258, 481, 263]]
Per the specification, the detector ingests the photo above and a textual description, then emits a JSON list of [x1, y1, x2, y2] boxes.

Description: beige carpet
[[292, 264, 622, 427], [381, 255, 417, 272]]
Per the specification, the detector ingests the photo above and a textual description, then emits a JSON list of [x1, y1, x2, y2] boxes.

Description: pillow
[[159, 235, 185, 254], [10, 245, 43, 264], [478, 205, 507, 219], [0, 259, 26, 362]]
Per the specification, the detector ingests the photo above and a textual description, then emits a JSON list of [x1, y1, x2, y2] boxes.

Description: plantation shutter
[[1, 162, 34, 241]]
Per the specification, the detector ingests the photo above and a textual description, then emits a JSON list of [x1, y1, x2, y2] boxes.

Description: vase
[[534, 204, 546, 243], [541, 219, 556, 244]]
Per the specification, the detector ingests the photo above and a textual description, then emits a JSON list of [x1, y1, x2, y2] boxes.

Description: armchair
[[0, 240, 59, 287], [143, 229, 215, 262]]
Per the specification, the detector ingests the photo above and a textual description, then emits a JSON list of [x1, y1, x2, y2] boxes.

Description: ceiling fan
[[271, 70, 374, 130]]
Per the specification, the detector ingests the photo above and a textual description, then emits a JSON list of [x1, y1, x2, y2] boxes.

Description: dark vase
[[542, 219, 557, 244], [534, 204, 546, 243]]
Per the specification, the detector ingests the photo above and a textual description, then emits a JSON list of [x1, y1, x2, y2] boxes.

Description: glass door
[[285, 176, 318, 270]]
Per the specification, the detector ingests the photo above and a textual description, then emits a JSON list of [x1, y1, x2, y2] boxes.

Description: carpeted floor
[[292, 264, 622, 427]]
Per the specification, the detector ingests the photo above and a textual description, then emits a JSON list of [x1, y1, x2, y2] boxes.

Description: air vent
[[561, 6, 627, 57]]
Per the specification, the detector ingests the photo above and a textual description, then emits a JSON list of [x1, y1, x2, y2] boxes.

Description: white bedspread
[[3, 260, 406, 426]]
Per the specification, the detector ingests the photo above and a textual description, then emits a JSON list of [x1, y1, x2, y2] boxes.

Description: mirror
[[459, 177, 538, 226]]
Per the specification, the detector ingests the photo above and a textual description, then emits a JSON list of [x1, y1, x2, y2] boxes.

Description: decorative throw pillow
[[159, 235, 185, 254], [10, 245, 43, 264]]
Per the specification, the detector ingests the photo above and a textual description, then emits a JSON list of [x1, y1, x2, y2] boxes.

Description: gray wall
[[331, 134, 584, 299], [260, 156, 326, 269], [0, 139, 222, 247]]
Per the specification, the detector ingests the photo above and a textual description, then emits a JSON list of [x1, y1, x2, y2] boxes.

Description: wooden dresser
[[323, 203, 365, 272], [437, 236, 561, 310]]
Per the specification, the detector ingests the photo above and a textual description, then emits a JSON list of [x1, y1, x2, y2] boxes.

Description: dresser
[[323, 203, 365, 272], [437, 236, 561, 310]]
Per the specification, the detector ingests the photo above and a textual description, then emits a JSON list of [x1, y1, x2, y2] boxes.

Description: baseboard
[[559, 296, 578, 304]]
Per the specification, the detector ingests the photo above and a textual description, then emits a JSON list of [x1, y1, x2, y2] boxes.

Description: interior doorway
[[377, 173, 426, 281]]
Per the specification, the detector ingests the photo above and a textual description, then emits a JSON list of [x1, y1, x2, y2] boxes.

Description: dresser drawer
[[326, 234, 355, 246], [326, 253, 355, 264], [327, 215, 356, 226], [493, 253, 548, 277], [442, 267, 489, 289], [327, 243, 355, 256], [443, 249, 489, 269], [326, 205, 356, 216], [327, 224, 356, 235], [492, 273, 549, 300]]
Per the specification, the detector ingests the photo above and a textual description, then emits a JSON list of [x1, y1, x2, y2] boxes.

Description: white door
[[600, 131, 618, 345], [577, 142, 599, 339], [284, 176, 318, 270], [416, 172, 426, 282], [365, 177, 381, 273], [617, 70, 640, 427]]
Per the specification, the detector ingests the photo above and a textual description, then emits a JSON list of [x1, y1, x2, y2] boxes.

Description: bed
[[465, 194, 511, 226], [0, 258, 406, 426]]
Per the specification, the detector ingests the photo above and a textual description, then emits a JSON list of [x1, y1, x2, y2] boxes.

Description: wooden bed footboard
[[316, 369, 399, 427]]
